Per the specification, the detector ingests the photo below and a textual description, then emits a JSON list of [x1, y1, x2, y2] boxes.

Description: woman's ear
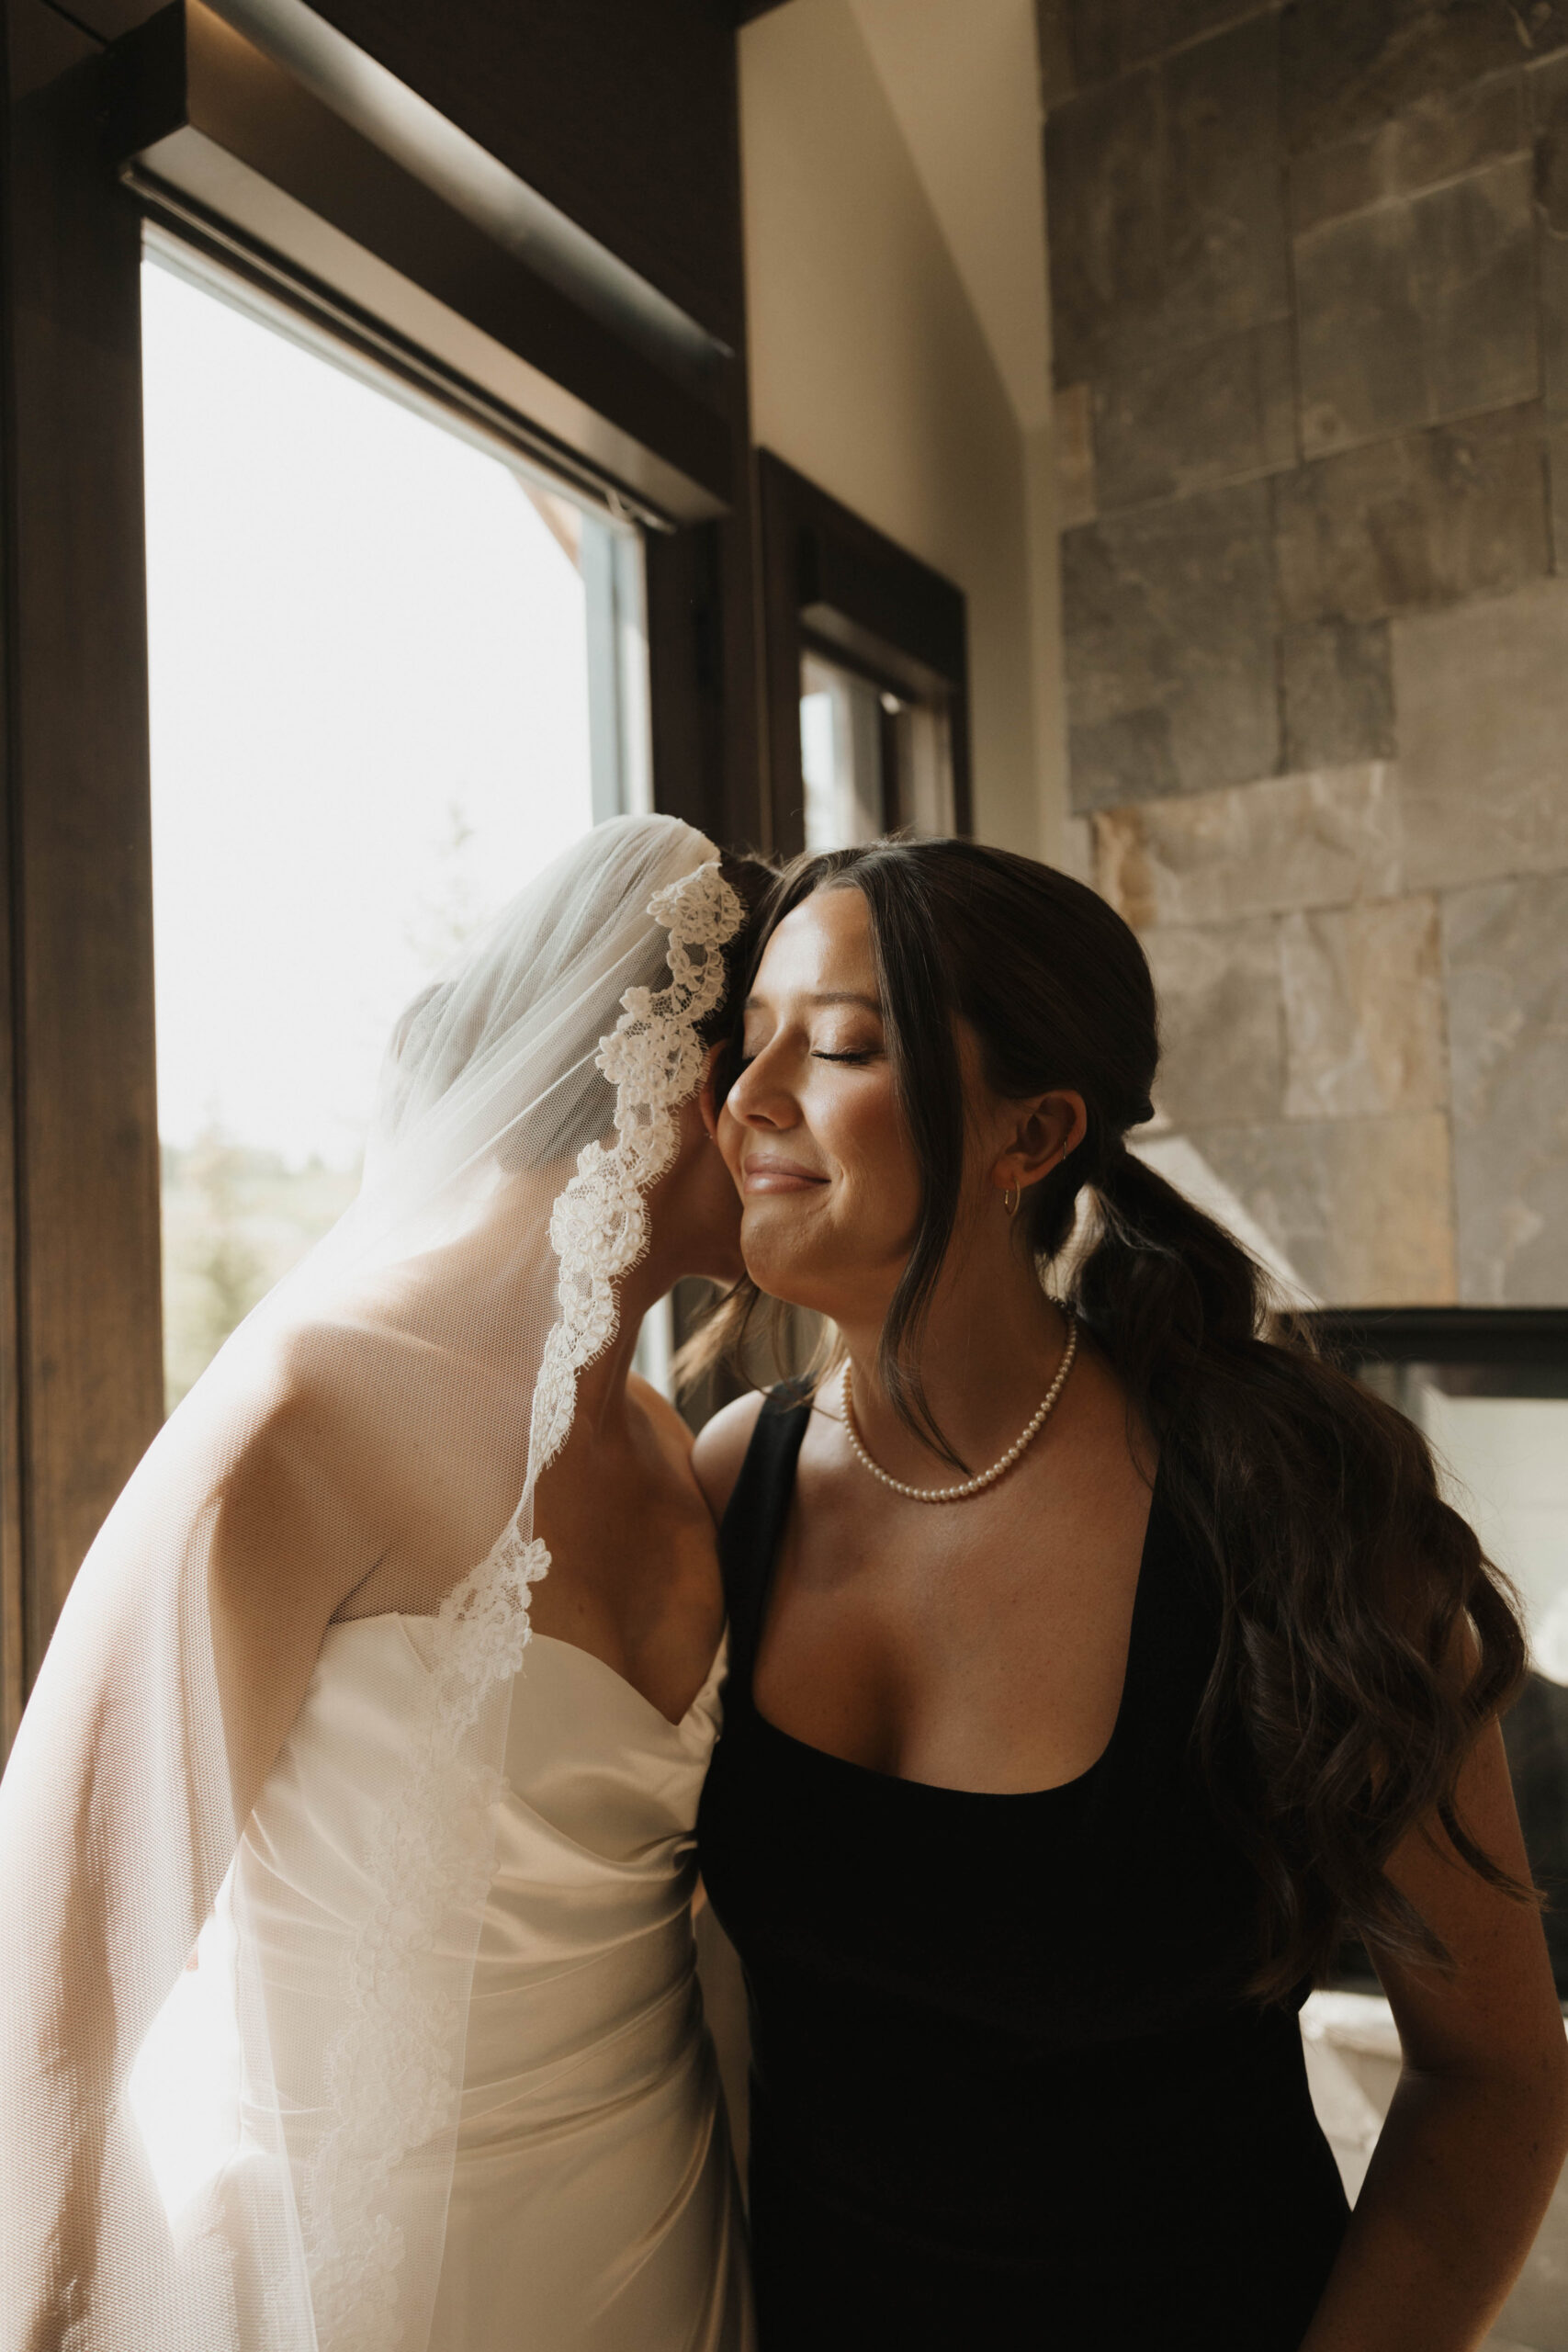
[[991, 1090, 1087, 1198]]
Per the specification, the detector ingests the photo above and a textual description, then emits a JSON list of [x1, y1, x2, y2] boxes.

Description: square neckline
[[734, 1395, 1167, 1802]]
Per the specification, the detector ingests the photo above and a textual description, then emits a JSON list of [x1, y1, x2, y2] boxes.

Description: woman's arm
[[1301, 1715, 1568, 2351]]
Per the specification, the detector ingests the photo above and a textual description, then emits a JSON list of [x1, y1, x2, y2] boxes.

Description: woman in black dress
[[692, 839, 1568, 2352]]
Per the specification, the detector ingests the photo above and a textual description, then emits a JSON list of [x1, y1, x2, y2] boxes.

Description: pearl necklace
[[838, 1313, 1078, 1504]]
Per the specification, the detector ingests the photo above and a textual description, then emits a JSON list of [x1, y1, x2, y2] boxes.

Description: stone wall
[[1041, 0, 1568, 1306]]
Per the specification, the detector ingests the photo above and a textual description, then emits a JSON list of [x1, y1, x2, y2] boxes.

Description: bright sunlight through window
[[142, 244, 647, 1406]]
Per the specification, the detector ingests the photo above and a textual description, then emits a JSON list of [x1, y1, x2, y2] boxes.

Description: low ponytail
[[1072, 1142, 1261, 1405], [1069, 1139, 1529, 1994], [711, 839, 1533, 1999]]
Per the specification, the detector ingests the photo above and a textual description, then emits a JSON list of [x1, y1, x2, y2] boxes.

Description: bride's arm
[[207, 1362, 390, 1822]]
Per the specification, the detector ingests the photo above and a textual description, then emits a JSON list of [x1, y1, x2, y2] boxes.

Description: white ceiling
[[847, 0, 1053, 434]]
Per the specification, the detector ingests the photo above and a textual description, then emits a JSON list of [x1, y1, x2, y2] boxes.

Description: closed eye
[[811, 1048, 878, 1065]]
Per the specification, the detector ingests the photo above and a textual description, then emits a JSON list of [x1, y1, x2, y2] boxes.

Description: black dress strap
[[718, 1386, 812, 1689]]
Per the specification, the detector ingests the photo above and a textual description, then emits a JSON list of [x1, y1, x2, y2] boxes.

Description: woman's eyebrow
[[740, 989, 883, 1012]]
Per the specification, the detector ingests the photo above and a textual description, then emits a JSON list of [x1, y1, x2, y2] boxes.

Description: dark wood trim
[[1, 0, 164, 1724], [308, 0, 750, 355], [48, 3, 751, 358], [645, 25, 763, 861], [756, 449, 971, 855], [648, 523, 732, 845], [1305, 1307, 1568, 1368], [106, 2, 736, 523], [647, 492, 767, 855]]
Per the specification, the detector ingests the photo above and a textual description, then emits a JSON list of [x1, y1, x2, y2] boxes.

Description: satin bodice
[[234, 1616, 751, 2350]]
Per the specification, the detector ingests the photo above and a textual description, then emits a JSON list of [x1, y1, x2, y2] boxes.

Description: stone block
[[1289, 70, 1526, 232], [1094, 762, 1404, 929], [1047, 16, 1287, 381], [1294, 156, 1537, 457], [1091, 318, 1296, 512], [1046, 70, 1161, 382], [1281, 619, 1396, 770], [1066, 0, 1274, 91], [1055, 382, 1096, 528], [1190, 1112, 1457, 1305], [1280, 0, 1563, 157], [1272, 404, 1550, 625], [1062, 480, 1280, 809], [1444, 871, 1568, 1304], [1280, 895, 1448, 1118], [1143, 918, 1284, 1127], [1393, 578, 1568, 889]]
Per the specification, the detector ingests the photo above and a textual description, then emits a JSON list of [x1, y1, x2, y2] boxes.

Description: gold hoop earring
[[1003, 1182, 1020, 1217]]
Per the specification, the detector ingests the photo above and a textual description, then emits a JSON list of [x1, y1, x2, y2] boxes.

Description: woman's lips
[[741, 1155, 827, 1195]]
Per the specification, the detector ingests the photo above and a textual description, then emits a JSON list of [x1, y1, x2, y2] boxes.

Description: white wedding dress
[[225, 1616, 752, 2350], [2, 820, 756, 2351]]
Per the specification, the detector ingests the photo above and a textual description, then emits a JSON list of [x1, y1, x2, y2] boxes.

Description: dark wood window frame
[[0, 0, 762, 1746], [1305, 1306, 1568, 1385], [756, 448, 971, 857]]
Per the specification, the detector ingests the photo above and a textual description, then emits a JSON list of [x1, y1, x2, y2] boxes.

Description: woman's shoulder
[[691, 1379, 817, 1521], [691, 1389, 769, 1522], [627, 1371, 696, 1468]]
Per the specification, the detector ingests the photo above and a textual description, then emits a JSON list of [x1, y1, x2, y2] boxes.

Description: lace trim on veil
[[300, 858, 744, 2349]]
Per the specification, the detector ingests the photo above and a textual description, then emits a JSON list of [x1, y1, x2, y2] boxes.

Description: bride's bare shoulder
[[209, 1321, 433, 1573], [691, 1390, 766, 1522]]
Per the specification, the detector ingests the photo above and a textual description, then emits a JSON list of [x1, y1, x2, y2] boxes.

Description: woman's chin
[[738, 1231, 827, 1312]]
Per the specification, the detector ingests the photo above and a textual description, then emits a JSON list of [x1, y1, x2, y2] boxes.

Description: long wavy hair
[[698, 837, 1532, 2000]]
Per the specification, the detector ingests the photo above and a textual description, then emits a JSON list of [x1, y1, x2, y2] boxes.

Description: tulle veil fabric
[[0, 814, 743, 2352]]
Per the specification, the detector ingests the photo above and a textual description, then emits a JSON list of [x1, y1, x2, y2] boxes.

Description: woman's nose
[[726, 1048, 793, 1129]]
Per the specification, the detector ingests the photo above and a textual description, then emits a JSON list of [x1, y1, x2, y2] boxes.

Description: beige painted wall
[[738, 0, 1066, 861]]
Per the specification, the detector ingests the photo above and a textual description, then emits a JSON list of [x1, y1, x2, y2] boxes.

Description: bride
[[0, 814, 763, 2352]]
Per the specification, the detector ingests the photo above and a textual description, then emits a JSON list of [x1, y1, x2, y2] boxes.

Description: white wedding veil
[[0, 813, 744, 2352]]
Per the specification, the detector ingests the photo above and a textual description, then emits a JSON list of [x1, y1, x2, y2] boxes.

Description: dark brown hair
[[695, 851, 778, 1049], [706, 837, 1531, 1998]]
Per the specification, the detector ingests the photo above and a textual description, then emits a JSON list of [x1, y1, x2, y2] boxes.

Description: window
[[799, 651, 885, 851], [798, 650, 956, 853], [759, 452, 969, 854], [142, 241, 651, 1407]]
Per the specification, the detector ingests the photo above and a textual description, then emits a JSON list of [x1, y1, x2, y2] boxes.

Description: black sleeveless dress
[[696, 1393, 1351, 2350]]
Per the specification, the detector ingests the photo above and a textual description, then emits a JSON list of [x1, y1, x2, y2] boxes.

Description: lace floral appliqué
[[529, 860, 742, 1474]]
